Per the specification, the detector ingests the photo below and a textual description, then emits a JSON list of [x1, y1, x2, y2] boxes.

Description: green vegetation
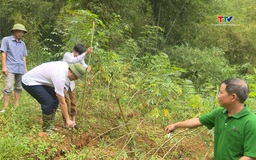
[[1, 0, 256, 159]]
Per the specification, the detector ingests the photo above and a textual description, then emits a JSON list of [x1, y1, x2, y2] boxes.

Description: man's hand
[[66, 119, 75, 128], [165, 124, 176, 134], [239, 156, 256, 160], [86, 66, 91, 72], [2, 67, 8, 76], [165, 118, 202, 134], [85, 47, 93, 55], [56, 94, 76, 128]]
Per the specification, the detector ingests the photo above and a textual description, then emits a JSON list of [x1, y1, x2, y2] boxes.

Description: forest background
[[0, 0, 256, 159]]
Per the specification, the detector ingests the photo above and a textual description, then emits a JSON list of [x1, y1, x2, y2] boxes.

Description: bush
[[167, 45, 238, 92]]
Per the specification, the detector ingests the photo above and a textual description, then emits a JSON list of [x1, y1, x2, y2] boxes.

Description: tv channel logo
[[217, 16, 233, 23]]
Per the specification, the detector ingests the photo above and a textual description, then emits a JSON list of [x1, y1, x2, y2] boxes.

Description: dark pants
[[22, 83, 58, 115]]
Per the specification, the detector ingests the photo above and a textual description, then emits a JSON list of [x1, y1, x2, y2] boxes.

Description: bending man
[[22, 61, 85, 132]]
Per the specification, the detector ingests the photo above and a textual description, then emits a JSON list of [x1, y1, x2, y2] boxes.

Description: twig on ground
[[121, 120, 144, 150], [92, 123, 129, 141], [96, 132, 135, 158], [161, 127, 201, 159]]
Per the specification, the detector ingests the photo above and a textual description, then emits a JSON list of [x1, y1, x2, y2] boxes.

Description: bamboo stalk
[[88, 21, 95, 65], [81, 21, 95, 107], [79, 22, 96, 132]]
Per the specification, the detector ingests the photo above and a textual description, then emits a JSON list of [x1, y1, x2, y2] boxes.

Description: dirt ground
[[36, 120, 213, 160]]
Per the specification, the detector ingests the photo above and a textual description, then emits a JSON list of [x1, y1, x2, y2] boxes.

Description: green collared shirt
[[199, 106, 256, 160]]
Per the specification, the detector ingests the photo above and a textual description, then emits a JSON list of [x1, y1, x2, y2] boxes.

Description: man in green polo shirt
[[165, 78, 256, 160]]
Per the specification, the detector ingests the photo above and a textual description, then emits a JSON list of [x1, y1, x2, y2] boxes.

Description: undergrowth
[[1, 47, 256, 159]]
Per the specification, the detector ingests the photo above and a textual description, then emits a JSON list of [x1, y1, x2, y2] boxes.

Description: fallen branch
[[161, 127, 202, 159], [121, 120, 144, 150], [96, 132, 135, 158]]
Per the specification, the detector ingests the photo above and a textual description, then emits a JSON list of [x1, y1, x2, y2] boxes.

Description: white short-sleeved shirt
[[22, 61, 69, 97], [63, 52, 88, 91]]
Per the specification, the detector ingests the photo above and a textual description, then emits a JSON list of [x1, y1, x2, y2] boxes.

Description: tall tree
[[0, 0, 69, 65], [66, 0, 153, 49]]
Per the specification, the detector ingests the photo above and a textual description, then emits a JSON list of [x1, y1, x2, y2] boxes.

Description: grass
[[0, 74, 215, 160]]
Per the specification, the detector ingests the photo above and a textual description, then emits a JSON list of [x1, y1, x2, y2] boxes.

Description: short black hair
[[221, 78, 249, 103], [73, 44, 86, 55]]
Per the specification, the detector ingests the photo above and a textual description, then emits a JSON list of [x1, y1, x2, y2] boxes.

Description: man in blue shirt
[[1, 23, 28, 113]]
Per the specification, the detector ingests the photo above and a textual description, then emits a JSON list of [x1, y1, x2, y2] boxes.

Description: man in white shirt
[[62, 44, 93, 125], [22, 61, 85, 132]]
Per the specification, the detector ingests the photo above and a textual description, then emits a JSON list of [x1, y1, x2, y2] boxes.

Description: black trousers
[[22, 83, 58, 115]]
